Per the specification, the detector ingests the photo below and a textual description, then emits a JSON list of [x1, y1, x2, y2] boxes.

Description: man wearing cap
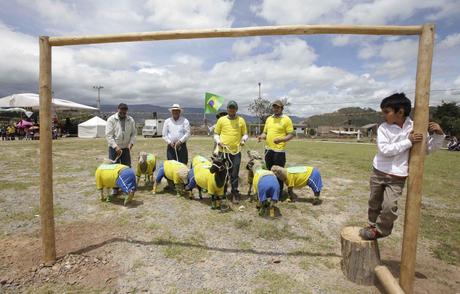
[[106, 103, 137, 167], [162, 104, 191, 164], [214, 100, 248, 203], [257, 100, 294, 200]]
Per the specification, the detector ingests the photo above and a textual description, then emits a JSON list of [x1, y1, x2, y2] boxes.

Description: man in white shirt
[[360, 93, 444, 240], [105, 103, 136, 167], [162, 104, 191, 164]]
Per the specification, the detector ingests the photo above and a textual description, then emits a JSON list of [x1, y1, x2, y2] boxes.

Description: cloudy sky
[[0, 0, 459, 116]]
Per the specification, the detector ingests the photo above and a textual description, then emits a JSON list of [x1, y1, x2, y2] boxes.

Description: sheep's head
[[177, 166, 189, 184], [247, 150, 262, 160], [138, 152, 148, 173], [210, 154, 226, 174], [271, 165, 287, 181]]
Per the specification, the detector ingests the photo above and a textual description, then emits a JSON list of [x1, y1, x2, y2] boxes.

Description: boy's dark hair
[[380, 93, 411, 117]]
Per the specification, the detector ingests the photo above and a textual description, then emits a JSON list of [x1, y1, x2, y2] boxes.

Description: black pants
[[265, 149, 286, 198], [167, 143, 188, 165], [109, 147, 131, 167], [219, 152, 241, 194]]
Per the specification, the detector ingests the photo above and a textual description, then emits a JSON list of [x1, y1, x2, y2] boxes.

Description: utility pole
[[258, 82, 261, 135], [93, 85, 104, 114]]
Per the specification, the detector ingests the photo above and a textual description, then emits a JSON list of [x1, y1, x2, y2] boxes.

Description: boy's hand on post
[[409, 131, 423, 143], [428, 122, 444, 135]]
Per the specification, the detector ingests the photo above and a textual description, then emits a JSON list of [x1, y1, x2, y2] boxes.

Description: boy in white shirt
[[360, 93, 445, 240]]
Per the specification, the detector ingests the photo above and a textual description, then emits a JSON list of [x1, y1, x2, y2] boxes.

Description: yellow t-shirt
[[95, 163, 127, 189], [192, 155, 211, 169], [263, 115, 294, 151], [253, 169, 274, 194], [136, 153, 156, 177], [285, 166, 314, 188], [215, 115, 247, 154], [164, 160, 187, 184]]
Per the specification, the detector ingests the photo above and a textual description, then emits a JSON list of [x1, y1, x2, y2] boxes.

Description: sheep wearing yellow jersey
[[136, 152, 157, 185], [246, 151, 280, 218], [186, 155, 227, 210], [152, 160, 190, 197], [95, 163, 137, 206], [271, 165, 323, 205]]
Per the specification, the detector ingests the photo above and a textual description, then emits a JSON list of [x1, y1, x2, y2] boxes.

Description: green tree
[[432, 101, 460, 136], [248, 97, 272, 124]]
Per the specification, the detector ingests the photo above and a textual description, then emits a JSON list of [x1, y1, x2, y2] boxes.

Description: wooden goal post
[[38, 23, 435, 294]]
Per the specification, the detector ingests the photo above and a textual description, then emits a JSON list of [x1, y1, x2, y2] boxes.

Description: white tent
[[78, 116, 107, 138], [0, 93, 97, 111]]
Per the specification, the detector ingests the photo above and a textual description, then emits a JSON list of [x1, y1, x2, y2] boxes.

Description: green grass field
[[0, 136, 458, 292]]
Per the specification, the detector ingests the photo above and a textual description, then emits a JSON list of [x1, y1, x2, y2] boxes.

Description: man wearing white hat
[[162, 104, 191, 164]]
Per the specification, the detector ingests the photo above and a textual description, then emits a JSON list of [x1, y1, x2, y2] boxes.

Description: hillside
[[304, 107, 382, 127], [99, 104, 304, 125]]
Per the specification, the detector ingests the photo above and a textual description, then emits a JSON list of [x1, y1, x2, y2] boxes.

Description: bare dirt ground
[[0, 136, 458, 293]]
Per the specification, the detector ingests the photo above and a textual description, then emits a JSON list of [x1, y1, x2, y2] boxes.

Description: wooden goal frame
[[39, 24, 435, 293]]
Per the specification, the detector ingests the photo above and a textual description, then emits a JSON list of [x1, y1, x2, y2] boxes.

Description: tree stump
[[341, 226, 381, 285]]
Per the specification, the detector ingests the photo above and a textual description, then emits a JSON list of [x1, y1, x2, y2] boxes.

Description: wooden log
[[375, 265, 405, 294], [48, 24, 422, 46], [341, 226, 381, 285], [39, 36, 56, 265], [400, 23, 435, 294]]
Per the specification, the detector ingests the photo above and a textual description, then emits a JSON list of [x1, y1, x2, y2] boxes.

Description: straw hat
[[169, 104, 182, 112]]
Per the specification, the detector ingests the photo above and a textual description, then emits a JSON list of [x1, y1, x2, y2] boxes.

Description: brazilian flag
[[204, 92, 224, 114]]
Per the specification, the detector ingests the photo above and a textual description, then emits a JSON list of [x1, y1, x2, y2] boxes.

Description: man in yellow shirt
[[257, 100, 294, 200], [214, 100, 248, 203]]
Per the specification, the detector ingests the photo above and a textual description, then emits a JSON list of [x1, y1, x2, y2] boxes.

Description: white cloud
[[358, 44, 376, 59], [438, 33, 460, 49], [2, 0, 459, 118], [252, 0, 342, 24], [17, 0, 78, 26], [254, 0, 460, 25], [454, 76, 460, 87], [144, 0, 234, 29], [232, 37, 261, 56], [0, 21, 405, 116], [74, 48, 130, 69]]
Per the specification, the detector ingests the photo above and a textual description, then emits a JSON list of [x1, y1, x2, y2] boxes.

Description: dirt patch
[[0, 219, 124, 292]]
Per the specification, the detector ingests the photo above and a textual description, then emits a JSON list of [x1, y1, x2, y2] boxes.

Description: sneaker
[[269, 206, 276, 218], [359, 227, 382, 240], [211, 199, 217, 210]]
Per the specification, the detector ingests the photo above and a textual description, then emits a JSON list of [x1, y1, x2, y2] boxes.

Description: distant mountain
[[304, 107, 383, 127], [99, 104, 304, 125]]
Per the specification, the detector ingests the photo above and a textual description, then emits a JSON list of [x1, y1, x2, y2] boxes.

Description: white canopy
[[0, 93, 97, 111], [78, 116, 107, 138]]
